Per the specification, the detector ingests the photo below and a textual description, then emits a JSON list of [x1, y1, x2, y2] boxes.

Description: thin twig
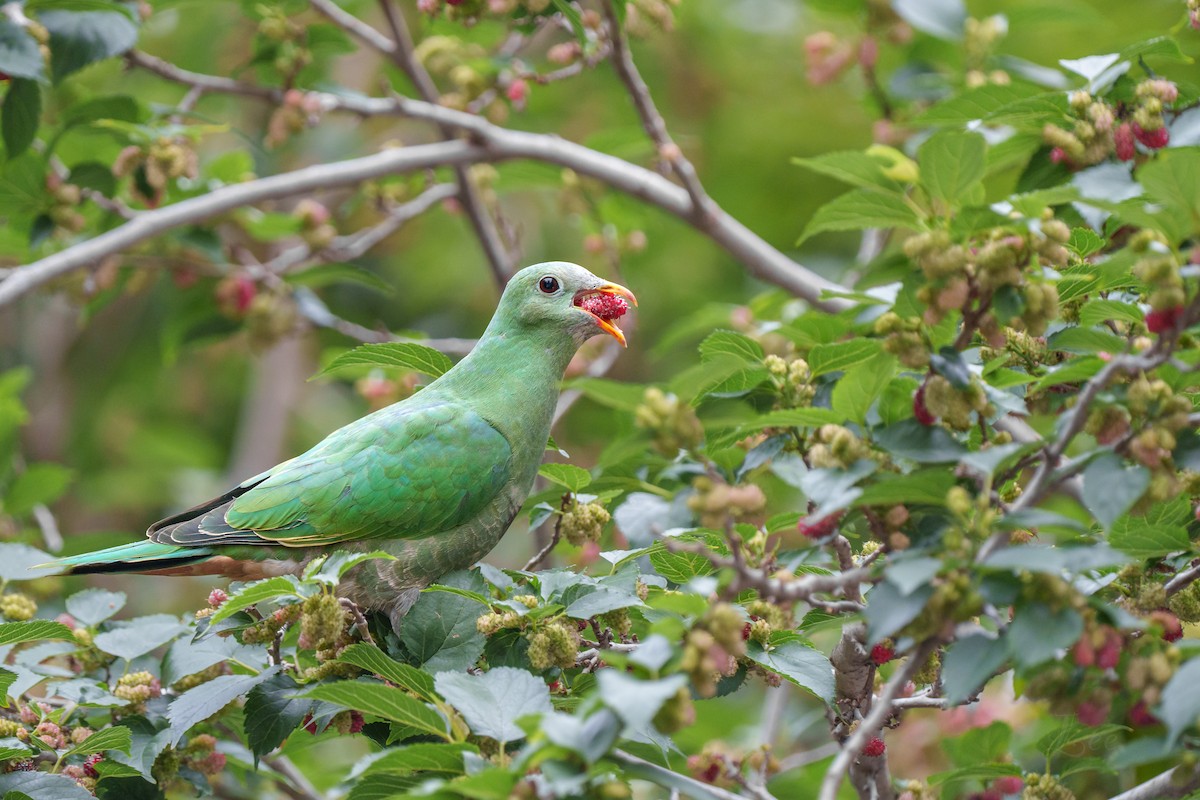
[[523, 510, 564, 571], [611, 749, 754, 800], [600, 0, 710, 218], [32, 505, 63, 553], [1109, 767, 1200, 800], [340, 597, 377, 646]]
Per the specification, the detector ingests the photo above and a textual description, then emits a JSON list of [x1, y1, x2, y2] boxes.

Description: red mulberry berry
[[862, 737, 886, 757], [1133, 124, 1169, 149]]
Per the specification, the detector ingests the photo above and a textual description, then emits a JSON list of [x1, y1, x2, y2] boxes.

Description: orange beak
[[574, 282, 638, 347]]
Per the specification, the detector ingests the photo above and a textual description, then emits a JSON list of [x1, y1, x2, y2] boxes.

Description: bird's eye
[[538, 276, 560, 294]]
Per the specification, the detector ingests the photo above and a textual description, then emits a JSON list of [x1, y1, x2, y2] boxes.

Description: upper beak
[[575, 281, 637, 347]]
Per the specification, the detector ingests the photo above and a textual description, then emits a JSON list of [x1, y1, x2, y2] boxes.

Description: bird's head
[[500, 262, 638, 347]]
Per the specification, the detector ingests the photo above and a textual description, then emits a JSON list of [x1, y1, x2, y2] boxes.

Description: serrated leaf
[[434, 667, 551, 743], [304, 681, 448, 739], [745, 635, 834, 703], [65, 588, 125, 626], [0, 620, 73, 645], [808, 339, 882, 377], [1108, 516, 1189, 559], [41, 10, 139, 84], [1032, 356, 1105, 391], [244, 673, 314, 758], [167, 667, 279, 743], [400, 589, 486, 674], [302, 551, 395, 586], [919, 130, 987, 205], [831, 352, 894, 425], [207, 576, 301, 625], [0, 543, 57, 581], [1078, 299, 1142, 328], [361, 742, 476, 776], [698, 330, 763, 364], [1, 80, 40, 160], [338, 643, 437, 702], [317, 342, 454, 380], [347, 773, 423, 800], [63, 725, 131, 758], [537, 463, 592, 492], [914, 83, 1043, 126], [648, 549, 713, 585], [792, 150, 899, 190], [797, 188, 922, 243], [1082, 454, 1150, 531], [0, 773, 94, 800]]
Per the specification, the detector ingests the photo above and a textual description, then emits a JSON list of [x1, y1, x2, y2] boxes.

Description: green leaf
[[914, 83, 1044, 126], [928, 763, 1022, 787], [563, 586, 642, 620], [595, 670, 687, 731], [537, 463, 592, 493], [1078, 299, 1143, 328], [316, 342, 454, 380], [874, 419, 967, 463], [808, 339, 882, 377], [338, 643, 438, 703], [1136, 147, 1200, 241], [1008, 604, 1082, 667], [361, 742, 476, 776], [304, 680, 448, 739], [302, 551, 395, 586], [745, 635, 834, 703], [1036, 719, 1128, 758], [831, 352, 894, 425], [1081, 454, 1150, 531], [0, 620, 73, 645], [0, 21, 44, 82], [63, 726, 131, 759], [648, 549, 713, 585], [1032, 356, 1105, 391], [0, 773, 95, 800], [65, 588, 125, 626], [206, 576, 300, 625], [1, 80, 39, 159], [698, 330, 763, 364], [244, 673, 314, 759], [347, 774, 422, 800], [167, 667, 280, 742], [0, 543, 57, 581], [1160, 657, 1200, 742], [0, 153, 45, 217], [919, 130, 987, 205], [791, 150, 899, 190], [94, 615, 189, 661], [67, 162, 115, 196], [4, 462, 72, 516], [865, 581, 933, 643], [400, 588, 487, 674], [563, 378, 647, 411], [434, 667, 551, 743], [60, 94, 139, 127], [41, 10, 139, 84], [1108, 515, 1189, 559], [797, 188, 922, 243], [942, 634, 1008, 704]]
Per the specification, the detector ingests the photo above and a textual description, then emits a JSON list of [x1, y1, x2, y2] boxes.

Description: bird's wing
[[150, 402, 513, 548]]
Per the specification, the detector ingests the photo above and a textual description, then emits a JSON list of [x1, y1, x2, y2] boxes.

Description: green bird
[[42, 262, 636, 628]]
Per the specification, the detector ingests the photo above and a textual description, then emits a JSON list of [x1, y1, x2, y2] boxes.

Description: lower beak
[[590, 282, 637, 347]]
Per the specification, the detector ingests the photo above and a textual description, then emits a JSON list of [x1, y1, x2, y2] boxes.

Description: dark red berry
[[208, 588, 228, 607], [797, 511, 842, 540], [578, 293, 629, 321], [1149, 609, 1183, 642], [742, 622, 752, 641], [1133, 124, 1169, 150], [1129, 700, 1159, 727], [1114, 123, 1136, 161], [348, 711, 365, 734], [993, 776, 1024, 795], [870, 643, 895, 666], [913, 385, 936, 426], [862, 737, 885, 757], [1076, 700, 1107, 726], [83, 754, 103, 778], [1145, 306, 1183, 334]]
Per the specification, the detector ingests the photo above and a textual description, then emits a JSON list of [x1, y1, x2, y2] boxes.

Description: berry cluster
[[634, 387, 704, 455], [578, 293, 629, 322]]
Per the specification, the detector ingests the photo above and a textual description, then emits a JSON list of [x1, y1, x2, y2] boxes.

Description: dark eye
[[539, 276, 560, 293]]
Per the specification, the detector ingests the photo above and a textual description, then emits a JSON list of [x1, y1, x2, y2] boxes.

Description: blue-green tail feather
[[39, 541, 216, 576]]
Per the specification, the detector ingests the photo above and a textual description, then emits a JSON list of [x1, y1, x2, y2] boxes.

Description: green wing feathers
[[47, 541, 214, 575]]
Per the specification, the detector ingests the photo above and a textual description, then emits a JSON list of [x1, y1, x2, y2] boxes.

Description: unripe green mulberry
[[0, 594, 36, 621], [527, 619, 581, 671], [634, 387, 704, 455], [299, 593, 347, 651], [1169, 582, 1200, 623], [561, 501, 610, 547], [652, 686, 695, 733]]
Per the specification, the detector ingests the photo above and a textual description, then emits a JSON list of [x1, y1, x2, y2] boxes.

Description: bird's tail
[[38, 541, 216, 576]]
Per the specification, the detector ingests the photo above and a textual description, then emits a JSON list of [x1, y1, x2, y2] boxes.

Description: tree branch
[[818, 638, 937, 800], [611, 749, 755, 800], [1110, 767, 1200, 800], [120, 50, 850, 310]]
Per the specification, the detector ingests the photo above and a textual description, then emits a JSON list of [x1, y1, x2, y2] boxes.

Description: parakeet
[[42, 262, 636, 628]]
